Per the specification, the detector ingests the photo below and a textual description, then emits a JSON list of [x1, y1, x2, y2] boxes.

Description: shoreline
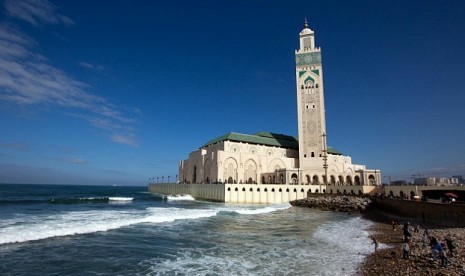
[[359, 209, 465, 275]]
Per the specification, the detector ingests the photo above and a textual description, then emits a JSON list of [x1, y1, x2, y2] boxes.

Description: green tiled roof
[[201, 132, 343, 155]]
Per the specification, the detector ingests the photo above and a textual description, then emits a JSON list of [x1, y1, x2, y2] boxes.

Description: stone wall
[[374, 198, 465, 227]]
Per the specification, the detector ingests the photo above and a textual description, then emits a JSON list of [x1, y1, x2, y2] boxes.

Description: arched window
[[368, 175, 375, 185]]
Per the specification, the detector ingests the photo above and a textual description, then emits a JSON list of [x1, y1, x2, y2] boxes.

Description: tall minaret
[[295, 19, 327, 171]]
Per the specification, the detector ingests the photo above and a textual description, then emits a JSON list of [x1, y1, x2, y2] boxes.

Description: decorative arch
[[244, 159, 257, 184], [249, 146, 257, 154], [193, 165, 197, 183], [291, 173, 298, 184], [223, 157, 238, 184], [354, 176, 361, 185], [345, 168, 354, 174], [368, 175, 375, 185], [268, 158, 286, 172], [204, 159, 212, 184], [346, 175, 353, 185], [312, 175, 319, 184], [338, 175, 344, 185], [305, 175, 311, 184], [330, 175, 336, 185]]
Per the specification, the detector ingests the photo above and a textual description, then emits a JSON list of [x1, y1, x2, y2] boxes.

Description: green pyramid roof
[[201, 131, 342, 155]]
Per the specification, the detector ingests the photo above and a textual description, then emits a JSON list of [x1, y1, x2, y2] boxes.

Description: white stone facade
[[178, 21, 381, 191]]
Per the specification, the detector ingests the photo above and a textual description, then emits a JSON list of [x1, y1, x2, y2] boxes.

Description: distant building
[[414, 177, 436, 186], [391, 180, 408, 186], [452, 175, 464, 185], [178, 20, 381, 190], [414, 177, 459, 186]]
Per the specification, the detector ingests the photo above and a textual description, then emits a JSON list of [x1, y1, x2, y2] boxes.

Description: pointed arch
[[204, 158, 212, 183], [244, 159, 257, 184], [268, 158, 286, 172], [223, 157, 238, 184]]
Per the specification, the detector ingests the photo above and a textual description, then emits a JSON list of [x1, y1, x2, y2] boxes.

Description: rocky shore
[[290, 195, 372, 213], [291, 195, 465, 275], [358, 210, 465, 276]]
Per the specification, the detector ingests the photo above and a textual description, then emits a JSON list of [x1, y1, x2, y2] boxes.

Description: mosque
[[178, 20, 381, 192]]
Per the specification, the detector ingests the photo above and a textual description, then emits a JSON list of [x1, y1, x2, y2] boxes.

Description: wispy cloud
[[0, 141, 29, 151], [111, 133, 139, 147], [0, 13, 139, 147], [4, 0, 73, 26], [63, 157, 87, 164], [79, 61, 105, 72]]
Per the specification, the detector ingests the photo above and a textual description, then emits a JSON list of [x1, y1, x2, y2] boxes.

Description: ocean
[[0, 184, 375, 276]]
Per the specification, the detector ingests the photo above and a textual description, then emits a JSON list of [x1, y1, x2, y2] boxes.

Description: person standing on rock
[[445, 236, 456, 256], [402, 241, 410, 259], [371, 237, 378, 252], [403, 222, 412, 242]]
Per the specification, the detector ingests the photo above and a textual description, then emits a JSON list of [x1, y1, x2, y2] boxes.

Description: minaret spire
[[304, 18, 308, 28]]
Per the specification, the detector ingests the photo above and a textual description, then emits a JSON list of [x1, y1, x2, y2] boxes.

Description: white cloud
[[111, 133, 139, 147], [4, 0, 74, 26], [0, 23, 139, 147]]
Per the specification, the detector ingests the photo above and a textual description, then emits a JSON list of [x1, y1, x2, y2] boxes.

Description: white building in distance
[[178, 20, 381, 193]]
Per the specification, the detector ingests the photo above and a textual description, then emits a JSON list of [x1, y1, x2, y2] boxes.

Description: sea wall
[[149, 183, 314, 203], [149, 183, 379, 204], [374, 198, 465, 227], [148, 183, 225, 202]]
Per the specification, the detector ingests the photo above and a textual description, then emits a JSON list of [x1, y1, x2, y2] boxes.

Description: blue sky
[[1, 0, 464, 185]]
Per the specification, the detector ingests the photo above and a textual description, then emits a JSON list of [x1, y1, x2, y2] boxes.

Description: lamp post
[[322, 132, 328, 194]]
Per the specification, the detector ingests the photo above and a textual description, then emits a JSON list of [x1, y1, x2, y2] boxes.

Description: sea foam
[[0, 202, 286, 245]]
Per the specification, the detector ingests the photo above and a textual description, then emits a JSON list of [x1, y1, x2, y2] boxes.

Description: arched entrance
[[368, 175, 375, 185], [291, 173, 298, 184]]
